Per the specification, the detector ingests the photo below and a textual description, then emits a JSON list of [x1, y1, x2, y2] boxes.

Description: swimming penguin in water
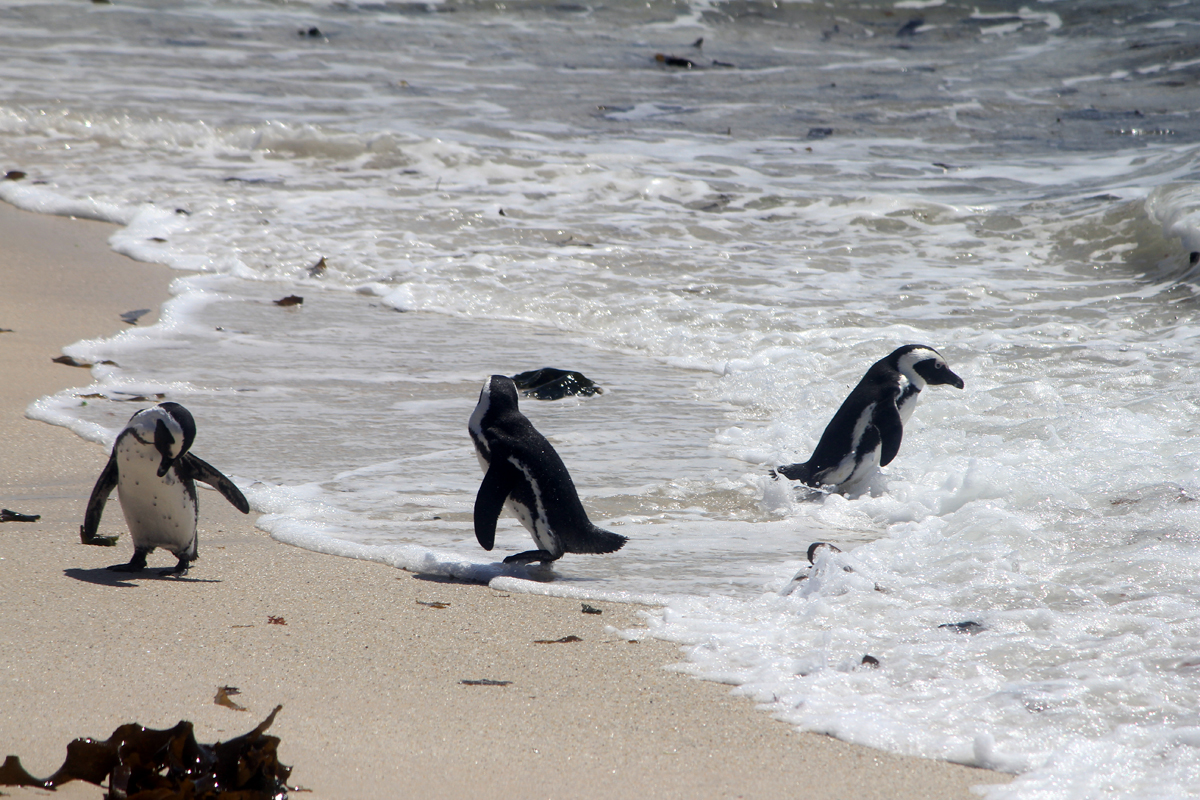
[[468, 374, 627, 564], [775, 345, 964, 492], [80, 402, 250, 574]]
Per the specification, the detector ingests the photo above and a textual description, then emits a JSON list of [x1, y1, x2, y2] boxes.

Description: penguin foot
[[503, 549, 559, 564], [106, 549, 150, 572], [159, 555, 193, 576], [160, 566, 190, 577]]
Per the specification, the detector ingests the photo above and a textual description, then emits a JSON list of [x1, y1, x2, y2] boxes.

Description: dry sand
[[0, 200, 1011, 799]]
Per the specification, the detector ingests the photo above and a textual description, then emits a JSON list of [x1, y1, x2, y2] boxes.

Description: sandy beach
[[0, 200, 1010, 799]]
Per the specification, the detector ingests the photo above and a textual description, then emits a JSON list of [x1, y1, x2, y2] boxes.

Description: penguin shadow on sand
[[64, 565, 221, 587], [408, 564, 558, 588]]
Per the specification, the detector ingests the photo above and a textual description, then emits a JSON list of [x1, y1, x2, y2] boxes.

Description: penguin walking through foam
[[775, 345, 964, 493], [80, 402, 250, 574], [468, 375, 627, 564]]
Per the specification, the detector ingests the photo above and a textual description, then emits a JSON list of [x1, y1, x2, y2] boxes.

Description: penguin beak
[[154, 419, 176, 477], [945, 369, 965, 390]]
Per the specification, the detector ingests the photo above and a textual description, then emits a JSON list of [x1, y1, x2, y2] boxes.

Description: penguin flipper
[[878, 402, 904, 467], [474, 460, 520, 551], [180, 454, 250, 513], [80, 456, 120, 547]]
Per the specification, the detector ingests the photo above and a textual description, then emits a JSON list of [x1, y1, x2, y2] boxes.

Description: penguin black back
[[469, 375, 627, 564]]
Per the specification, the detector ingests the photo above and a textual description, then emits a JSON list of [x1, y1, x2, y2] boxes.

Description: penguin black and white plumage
[[775, 345, 964, 492], [468, 375, 627, 564], [79, 402, 249, 574]]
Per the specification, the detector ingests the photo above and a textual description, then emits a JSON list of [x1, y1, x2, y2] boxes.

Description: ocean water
[[4, 0, 1200, 795]]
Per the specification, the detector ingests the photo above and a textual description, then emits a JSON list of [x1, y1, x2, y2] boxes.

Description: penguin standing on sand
[[468, 375, 627, 564], [776, 345, 964, 492], [80, 402, 249, 574]]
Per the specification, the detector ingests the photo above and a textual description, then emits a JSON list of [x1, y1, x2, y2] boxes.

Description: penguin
[[775, 344, 964, 492], [79, 402, 250, 574], [468, 375, 627, 564]]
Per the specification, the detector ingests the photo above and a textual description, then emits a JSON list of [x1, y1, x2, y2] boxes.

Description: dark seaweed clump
[[510, 368, 602, 400], [0, 705, 290, 799]]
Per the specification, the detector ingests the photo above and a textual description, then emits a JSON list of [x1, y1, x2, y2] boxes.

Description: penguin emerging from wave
[[80, 402, 249, 575], [468, 375, 627, 564], [775, 345, 964, 492]]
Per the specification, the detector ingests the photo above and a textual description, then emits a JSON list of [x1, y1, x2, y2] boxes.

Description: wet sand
[[0, 200, 1010, 799]]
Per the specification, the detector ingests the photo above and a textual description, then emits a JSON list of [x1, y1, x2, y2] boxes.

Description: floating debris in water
[[510, 367, 602, 400], [274, 295, 304, 307], [3, 170, 25, 181], [534, 635, 582, 644], [308, 257, 327, 277], [0, 509, 40, 523], [77, 392, 166, 403], [0, 706, 290, 797], [939, 621, 985, 634], [654, 53, 695, 68], [551, 233, 594, 247], [861, 655, 880, 668], [807, 541, 843, 563], [224, 176, 281, 185], [120, 308, 151, 325], [782, 542, 865, 596]]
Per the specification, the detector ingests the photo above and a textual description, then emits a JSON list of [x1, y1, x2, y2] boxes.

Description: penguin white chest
[[115, 436, 196, 554], [896, 378, 921, 424]]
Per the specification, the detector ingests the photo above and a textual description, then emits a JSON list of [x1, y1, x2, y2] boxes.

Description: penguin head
[[469, 375, 521, 446], [127, 402, 196, 477], [893, 345, 965, 390], [479, 375, 521, 413]]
